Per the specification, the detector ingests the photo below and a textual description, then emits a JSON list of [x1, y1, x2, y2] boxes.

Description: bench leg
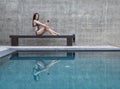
[[73, 34, 75, 42], [67, 37, 72, 46], [11, 37, 18, 46]]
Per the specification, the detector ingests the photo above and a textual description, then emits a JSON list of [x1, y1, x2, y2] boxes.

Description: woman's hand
[[46, 20, 50, 25], [47, 20, 49, 23]]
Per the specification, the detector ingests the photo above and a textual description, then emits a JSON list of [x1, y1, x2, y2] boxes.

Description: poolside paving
[[0, 46, 16, 58], [10, 45, 120, 51], [0, 46, 120, 58]]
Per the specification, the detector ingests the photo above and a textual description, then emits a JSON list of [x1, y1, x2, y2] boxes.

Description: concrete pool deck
[[0, 46, 120, 58]]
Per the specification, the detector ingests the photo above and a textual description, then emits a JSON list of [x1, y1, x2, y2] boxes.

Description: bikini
[[33, 23, 40, 35]]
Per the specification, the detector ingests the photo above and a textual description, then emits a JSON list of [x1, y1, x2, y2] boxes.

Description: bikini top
[[33, 23, 40, 30]]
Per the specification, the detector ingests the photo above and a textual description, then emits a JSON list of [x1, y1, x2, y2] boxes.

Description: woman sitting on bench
[[32, 13, 59, 35]]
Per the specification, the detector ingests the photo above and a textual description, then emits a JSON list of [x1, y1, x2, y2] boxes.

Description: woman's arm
[[34, 20, 47, 27]]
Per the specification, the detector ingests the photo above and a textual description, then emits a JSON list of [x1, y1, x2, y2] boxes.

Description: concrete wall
[[0, 0, 120, 46]]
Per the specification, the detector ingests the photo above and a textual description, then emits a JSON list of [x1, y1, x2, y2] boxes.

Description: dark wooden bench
[[9, 34, 75, 46]]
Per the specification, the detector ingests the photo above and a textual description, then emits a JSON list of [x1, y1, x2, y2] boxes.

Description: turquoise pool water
[[0, 51, 120, 89]]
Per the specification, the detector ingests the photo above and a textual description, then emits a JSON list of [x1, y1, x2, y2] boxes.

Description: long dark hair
[[32, 13, 39, 27]]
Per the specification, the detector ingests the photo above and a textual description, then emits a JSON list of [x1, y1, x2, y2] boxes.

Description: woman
[[32, 13, 59, 35]]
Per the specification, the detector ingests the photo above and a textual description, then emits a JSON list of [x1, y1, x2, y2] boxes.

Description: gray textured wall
[[0, 0, 120, 46]]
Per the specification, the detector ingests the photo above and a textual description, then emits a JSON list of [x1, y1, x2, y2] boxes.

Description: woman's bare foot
[[53, 32, 60, 35], [51, 33, 58, 36]]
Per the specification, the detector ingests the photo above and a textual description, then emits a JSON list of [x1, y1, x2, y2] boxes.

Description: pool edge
[[0, 46, 120, 58]]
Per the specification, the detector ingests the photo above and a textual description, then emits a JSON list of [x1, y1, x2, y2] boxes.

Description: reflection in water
[[33, 60, 60, 80]]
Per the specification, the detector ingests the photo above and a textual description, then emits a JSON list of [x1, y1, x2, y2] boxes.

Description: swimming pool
[[0, 51, 120, 89]]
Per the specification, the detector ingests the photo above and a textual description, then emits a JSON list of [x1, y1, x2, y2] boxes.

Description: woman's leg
[[37, 26, 60, 35], [36, 27, 46, 35], [45, 26, 60, 35]]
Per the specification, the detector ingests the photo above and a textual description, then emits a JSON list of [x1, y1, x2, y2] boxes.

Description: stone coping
[[0, 46, 120, 58]]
